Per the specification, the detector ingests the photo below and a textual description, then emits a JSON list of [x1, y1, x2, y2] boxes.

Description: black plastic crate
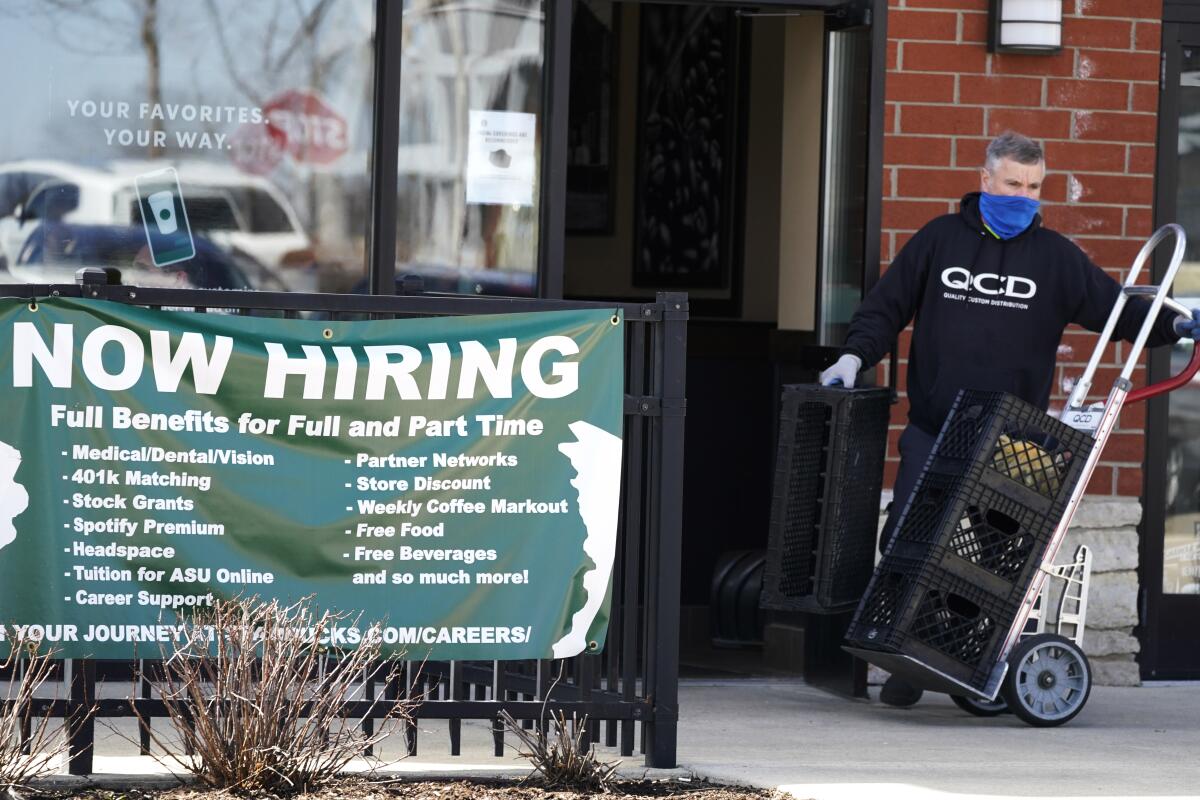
[[886, 470, 1058, 598], [926, 391, 1093, 514], [844, 555, 1018, 693], [760, 385, 892, 613]]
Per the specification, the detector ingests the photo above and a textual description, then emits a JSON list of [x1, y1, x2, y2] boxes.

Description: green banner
[[0, 297, 624, 660]]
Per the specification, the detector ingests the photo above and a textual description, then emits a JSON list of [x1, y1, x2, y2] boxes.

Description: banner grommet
[[322, 328, 334, 340], [27, 301, 38, 312]]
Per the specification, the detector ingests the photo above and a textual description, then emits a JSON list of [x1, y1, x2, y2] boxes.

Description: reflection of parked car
[[0, 160, 315, 290], [7, 222, 252, 290]]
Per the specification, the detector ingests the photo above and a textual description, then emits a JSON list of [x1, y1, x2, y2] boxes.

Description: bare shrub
[[499, 703, 620, 793], [137, 596, 415, 794], [0, 640, 74, 790]]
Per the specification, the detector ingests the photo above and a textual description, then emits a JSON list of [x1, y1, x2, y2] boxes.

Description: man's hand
[[820, 354, 862, 387], [1174, 309, 1200, 341]]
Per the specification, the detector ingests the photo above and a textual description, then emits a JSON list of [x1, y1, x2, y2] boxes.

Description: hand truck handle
[[1065, 223, 1188, 411], [1126, 343, 1200, 403]]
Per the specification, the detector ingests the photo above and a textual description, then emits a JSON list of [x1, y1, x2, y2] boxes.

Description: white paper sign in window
[[466, 110, 536, 207]]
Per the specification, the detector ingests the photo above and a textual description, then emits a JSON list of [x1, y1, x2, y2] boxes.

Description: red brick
[[895, 230, 916, 251], [1131, 83, 1158, 113], [1085, 365, 1131, 394], [1044, 140, 1126, 172], [904, 42, 988, 73], [1047, 79, 1129, 111], [987, 107, 1072, 139], [1073, 237, 1150, 269], [1128, 145, 1156, 174], [886, 102, 897, 134], [886, 135, 954, 167], [960, 11, 988, 44], [1077, 50, 1159, 82], [890, 9, 958, 41], [1063, 17, 1133, 50], [887, 72, 957, 103], [1104, 432, 1148, 462], [990, 50, 1075, 77], [883, 460, 899, 488], [903, 0, 987, 9], [900, 104, 983, 135], [1039, 172, 1068, 203], [1119, 402, 1146, 429], [883, 199, 953, 231], [1057, 330, 1099, 361], [1041, 204, 1125, 236], [1126, 207, 1154, 237], [1085, 465, 1114, 495], [897, 167, 980, 198], [1116, 466, 1144, 498], [954, 136, 994, 167], [1134, 21, 1161, 52], [1072, 110, 1157, 143], [888, 40, 899, 70], [1082, 0, 1161, 19], [886, 425, 903, 453], [1075, 174, 1155, 205], [958, 75, 1043, 106]]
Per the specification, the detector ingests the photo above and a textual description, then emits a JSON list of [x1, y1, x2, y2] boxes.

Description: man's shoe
[[879, 675, 924, 707]]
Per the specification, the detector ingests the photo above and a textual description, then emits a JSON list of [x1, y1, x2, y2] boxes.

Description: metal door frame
[[1143, 10, 1200, 678]]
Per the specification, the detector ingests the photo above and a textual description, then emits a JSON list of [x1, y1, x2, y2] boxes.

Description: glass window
[[1163, 46, 1200, 594], [396, 0, 545, 296], [820, 27, 870, 345], [0, 1, 375, 293]]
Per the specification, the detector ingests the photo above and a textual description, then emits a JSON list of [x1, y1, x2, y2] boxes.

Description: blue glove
[[1174, 308, 1200, 341]]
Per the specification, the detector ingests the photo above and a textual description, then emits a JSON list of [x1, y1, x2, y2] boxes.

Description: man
[[820, 131, 1200, 707]]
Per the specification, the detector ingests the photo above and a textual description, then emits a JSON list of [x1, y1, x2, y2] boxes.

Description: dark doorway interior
[[563, 0, 872, 684]]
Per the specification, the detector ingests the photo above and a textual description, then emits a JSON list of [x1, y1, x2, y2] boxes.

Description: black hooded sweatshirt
[[844, 192, 1179, 436]]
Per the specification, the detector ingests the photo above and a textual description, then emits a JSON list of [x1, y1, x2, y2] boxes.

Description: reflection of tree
[[25, 0, 170, 157], [201, 0, 350, 107], [200, 0, 368, 229], [398, 0, 543, 273]]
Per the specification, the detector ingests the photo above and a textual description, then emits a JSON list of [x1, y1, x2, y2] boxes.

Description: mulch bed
[[13, 778, 796, 800]]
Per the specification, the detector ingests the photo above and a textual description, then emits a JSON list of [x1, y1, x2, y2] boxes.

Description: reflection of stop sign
[[263, 90, 348, 165], [229, 121, 284, 175]]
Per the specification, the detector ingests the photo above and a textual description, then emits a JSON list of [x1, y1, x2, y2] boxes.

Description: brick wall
[[881, 0, 1163, 498]]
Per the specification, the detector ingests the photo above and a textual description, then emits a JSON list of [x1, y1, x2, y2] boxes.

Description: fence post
[[67, 658, 95, 775], [645, 292, 687, 768]]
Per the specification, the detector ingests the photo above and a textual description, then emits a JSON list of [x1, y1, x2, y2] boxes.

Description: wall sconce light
[[988, 0, 1063, 55]]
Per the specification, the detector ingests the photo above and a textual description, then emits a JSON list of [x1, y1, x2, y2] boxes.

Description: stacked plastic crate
[[760, 385, 893, 613], [843, 390, 1094, 694]]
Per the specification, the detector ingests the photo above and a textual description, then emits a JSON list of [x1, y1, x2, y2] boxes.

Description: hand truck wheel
[[1000, 633, 1092, 727], [950, 693, 1009, 717]]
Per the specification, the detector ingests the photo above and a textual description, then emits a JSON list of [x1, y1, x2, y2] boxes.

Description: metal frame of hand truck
[[847, 223, 1200, 708]]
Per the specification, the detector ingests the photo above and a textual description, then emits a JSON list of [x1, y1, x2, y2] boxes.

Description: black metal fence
[[0, 272, 688, 771]]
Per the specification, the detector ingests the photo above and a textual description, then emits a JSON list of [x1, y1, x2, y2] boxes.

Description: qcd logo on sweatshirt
[[941, 267, 1037, 300]]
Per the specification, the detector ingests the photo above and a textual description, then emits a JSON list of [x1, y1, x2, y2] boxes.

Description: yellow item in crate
[[993, 434, 1063, 494]]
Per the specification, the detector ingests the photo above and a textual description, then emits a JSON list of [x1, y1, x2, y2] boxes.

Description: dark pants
[[879, 424, 937, 553]]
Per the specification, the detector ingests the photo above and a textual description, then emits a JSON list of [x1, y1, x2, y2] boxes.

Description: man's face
[[979, 157, 1045, 200]]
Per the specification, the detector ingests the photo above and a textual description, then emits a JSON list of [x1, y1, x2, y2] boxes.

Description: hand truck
[[853, 224, 1200, 726]]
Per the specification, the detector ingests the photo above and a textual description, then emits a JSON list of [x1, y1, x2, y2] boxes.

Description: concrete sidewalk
[[44, 678, 1200, 799], [676, 679, 1200, 799]]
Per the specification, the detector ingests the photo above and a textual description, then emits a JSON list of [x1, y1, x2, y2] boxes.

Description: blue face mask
[[979, 192, 1039, 240]]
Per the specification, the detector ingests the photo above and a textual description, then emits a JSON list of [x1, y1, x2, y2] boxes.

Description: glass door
[[1144, 26, 1200, 678]]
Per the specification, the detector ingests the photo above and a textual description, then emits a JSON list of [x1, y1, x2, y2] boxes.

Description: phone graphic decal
[[135, 167, 195, 266]]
